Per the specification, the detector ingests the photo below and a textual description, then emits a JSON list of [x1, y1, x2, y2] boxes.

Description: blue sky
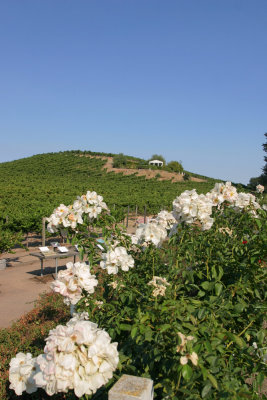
[[0, 0, 266, 184]]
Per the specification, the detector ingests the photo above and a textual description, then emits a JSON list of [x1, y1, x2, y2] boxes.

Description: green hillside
[[0, 150, 219, 233]]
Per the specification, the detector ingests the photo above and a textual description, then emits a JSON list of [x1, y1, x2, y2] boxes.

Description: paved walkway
[[0, 246, 80, 328], [0, 221, 140, 329]]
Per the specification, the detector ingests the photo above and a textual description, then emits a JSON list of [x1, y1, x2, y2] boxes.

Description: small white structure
[[149, 160, 163, 167]]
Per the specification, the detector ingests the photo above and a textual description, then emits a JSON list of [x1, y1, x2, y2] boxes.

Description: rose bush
[[9, 184, 267, 399]]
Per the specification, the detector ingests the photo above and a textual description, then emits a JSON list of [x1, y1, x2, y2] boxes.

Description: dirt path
[[81, 154, 206, 182], [0, 218, 141, 329]]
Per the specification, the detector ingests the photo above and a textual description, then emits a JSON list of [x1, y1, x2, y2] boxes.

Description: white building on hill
[[149, 160, 163, 167]]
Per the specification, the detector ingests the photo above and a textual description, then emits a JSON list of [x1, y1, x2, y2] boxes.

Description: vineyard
[[0, 150, 220, 235]]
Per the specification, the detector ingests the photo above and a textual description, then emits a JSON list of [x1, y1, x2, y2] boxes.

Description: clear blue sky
[[0, 0, 266, 184]]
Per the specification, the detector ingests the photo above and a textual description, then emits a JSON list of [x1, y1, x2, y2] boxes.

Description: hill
[[82, 154, 208, 183], [0, 150, 220, 234]]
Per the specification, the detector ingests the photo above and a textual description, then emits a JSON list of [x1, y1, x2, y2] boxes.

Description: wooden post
[[126, 205, 130, 228], [42, 217, 46, 247], [109, 375, 153, 400], [144, 205, 147, 224]]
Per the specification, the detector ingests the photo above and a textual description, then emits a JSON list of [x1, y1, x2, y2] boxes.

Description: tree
[[248, 133, 267, 189], [261, 132, 267, 182], [113, 153, 128, 168], [167, 161, 184, 173]]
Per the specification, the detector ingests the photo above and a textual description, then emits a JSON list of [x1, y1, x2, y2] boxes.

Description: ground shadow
[[27, 265, 67, 277]]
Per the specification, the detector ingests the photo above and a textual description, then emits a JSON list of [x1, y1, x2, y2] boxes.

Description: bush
[[76, 206, 267, 399], [6, 186, 267, 399], [0, 225, 23, 254], [183, 173, 190, 181], [112, 153, 128, 168], [167, 161, 184, 173], [137, 160, 149, 169]]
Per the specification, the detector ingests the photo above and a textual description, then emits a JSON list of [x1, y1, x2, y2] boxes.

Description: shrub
[[137, 160, 149, 169], [167, 161, 184, 173], [183, 172, 190, 181], [6, 185, 267, 399], [0, 225, 23, 254], [112, 153, 128, 168]]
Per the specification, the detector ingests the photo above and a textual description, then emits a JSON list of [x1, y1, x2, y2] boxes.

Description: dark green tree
[[167, 160, 184, 173], [113, 153, 128, 168], [261, 132, 267, 181], [248, 133, 267, 189]]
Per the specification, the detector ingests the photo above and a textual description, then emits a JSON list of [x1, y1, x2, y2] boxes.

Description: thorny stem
[[176, 371, 182, 392], [206, 260, 209, 280], [226, 320, 255, 349]]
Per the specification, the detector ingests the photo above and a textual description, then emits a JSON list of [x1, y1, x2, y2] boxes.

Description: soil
[[0, 243, 79, 328], [80, 154, 206, 183], [0, 217, 141, 329]]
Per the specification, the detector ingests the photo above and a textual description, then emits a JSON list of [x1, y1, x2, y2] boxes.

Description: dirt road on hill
[[81, 154, 206, 182]]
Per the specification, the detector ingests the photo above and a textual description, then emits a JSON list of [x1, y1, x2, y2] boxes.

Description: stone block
[[109, 374, 153, 400]]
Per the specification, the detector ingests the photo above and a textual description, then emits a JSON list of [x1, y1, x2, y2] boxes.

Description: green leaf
[[234, 303, 244, 313], [189, 314, 198, 325], [140, 315, 150, 323], [198, 308, 206, 319], [145, 329, 153, 341], [211, 265, 217, 279], [200, 366, 208, 380], [201, 281, 211, 290], [215, 282, 223, 296], [254, 289, 261, 299], [231, 334, 246, 348], [255, 219, 262, 229], [131, 326, 138, 338], [257, 329, 265, 344], [202, 383, 212, 398], [182, 364, 193, 381], [256, 372, 265, 388], [218, 266, 224, 280], [204, 341, 212, 353], [153, 383, 163, 389], [120, 324, 132, 331], [207, 373, 218, 389], [160, 324, 171, 332]]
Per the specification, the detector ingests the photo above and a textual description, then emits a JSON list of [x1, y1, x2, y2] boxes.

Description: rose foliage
[[9, 183, 267, 399]]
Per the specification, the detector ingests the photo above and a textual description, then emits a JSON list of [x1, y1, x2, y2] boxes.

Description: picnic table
[[30, 249, 79, 278]]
